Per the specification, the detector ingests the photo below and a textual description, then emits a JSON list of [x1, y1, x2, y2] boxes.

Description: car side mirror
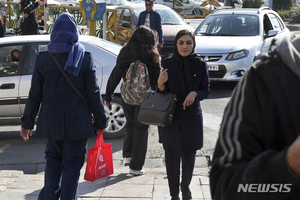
[[264, 30, 278, 39], [122, 22, 132, 28]]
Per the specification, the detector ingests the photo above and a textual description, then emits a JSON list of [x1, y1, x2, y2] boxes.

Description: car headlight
[[226, 50, 249, 61]]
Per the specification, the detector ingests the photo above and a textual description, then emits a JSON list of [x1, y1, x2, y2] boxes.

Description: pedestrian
[[210, 32, 300, 200], [104, 25, 160, 176], [0, 49, 21, 76], [20, 12, 107, 200], [136, 0, 163, 48], [157, 29, 210, 200], [0, 16, 4, 38], [20, 6, 38, 35]]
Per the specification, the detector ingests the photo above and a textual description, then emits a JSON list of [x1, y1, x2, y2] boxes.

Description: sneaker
[[124, 157, 131, 166], [129, 169, 145, 176]]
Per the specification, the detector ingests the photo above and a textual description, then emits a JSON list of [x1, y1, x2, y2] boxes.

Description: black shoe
[[181, 187, 192, 200], [171, 197, 180, 200]]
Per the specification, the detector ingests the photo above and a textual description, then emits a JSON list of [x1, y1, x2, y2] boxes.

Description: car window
[[267, 13, 283, 32], [120, 8, 131, 24], [106, 0, 128, 5], [263, 14, 273, 34], [155, 8, 186, 25], [116, 8, 123, 22], [179, 0, 189, 4], [27, 43, 48, 74], [194, 14, 259, 36], [0, 45, 23, 77], [133, 8, 145, 23]]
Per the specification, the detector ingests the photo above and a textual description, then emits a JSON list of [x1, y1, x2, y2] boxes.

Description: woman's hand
[[158, 68, 168, 91], [20, 127, 32, 141], [182, 91, 198, 110], [287, 135, 300, 177], [104, 100, 109, 108]]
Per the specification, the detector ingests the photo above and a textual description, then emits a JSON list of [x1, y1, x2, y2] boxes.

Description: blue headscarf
[[48, 13, 85, 77]]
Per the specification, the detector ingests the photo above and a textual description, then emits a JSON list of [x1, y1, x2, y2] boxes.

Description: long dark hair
[[118, 25, 160, 63]]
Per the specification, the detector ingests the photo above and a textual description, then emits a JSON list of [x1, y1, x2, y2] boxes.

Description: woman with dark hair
[[104, 25, 160, 175], [157, 29, 210, 200], [21, 6, 38, 35], [0, 17, 4, 37]]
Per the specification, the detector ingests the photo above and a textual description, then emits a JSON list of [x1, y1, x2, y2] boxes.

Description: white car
[[154, 0, 204, 15], [0, 35, 126, 139], [194, 7, 290, 81]]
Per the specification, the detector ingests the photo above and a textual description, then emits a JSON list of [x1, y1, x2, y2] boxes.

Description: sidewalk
[[0, 160, 211, 200]]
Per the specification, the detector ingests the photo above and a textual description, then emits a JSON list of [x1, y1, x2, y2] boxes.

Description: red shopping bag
[[84, 130, 114, 182]]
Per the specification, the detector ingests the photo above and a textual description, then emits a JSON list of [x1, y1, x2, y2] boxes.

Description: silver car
[[194, 7, 290, 81], [0, 35, 126, 139]]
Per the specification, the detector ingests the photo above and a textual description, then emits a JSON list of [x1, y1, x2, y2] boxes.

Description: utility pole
[[269, 0, 273, 9]]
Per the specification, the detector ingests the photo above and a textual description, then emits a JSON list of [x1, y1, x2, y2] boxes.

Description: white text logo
[[237, 184, 292, 193]]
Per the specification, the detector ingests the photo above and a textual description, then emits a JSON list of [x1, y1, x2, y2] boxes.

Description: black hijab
[[172, 30, 201, 96]]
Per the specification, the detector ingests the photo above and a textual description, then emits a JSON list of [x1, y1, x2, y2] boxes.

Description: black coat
[[210, 53, 300, 200], [21, 52, 107, 140], [21, 17, 38, 35], [0, 21, 4, 37], [158, 56, 210, 151]]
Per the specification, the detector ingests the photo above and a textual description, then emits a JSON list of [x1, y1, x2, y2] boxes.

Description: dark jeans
[[38, 138, 88, 200], [165, 131, 196, 197], [122, 101, 149, 170]]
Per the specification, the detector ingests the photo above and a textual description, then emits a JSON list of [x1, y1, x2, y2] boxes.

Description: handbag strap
[[95, 129, 104, 148], [49, 53, 87, 104]]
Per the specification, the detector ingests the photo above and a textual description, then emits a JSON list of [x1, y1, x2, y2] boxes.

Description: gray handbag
[[137, 91, 178, 127]]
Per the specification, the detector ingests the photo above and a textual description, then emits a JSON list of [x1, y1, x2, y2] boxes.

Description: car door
[[0, 44, 25, 123], [260, 12, 283, 54], [117, 7, 134, 45], [19, 42, 49, 116]]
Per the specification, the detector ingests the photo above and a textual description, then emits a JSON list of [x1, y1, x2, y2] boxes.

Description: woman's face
[[176, 35, 194, 57], [24, 13, 29, 18]]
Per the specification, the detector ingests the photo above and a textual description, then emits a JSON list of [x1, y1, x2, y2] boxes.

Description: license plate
[[208, 65, 219, 71]]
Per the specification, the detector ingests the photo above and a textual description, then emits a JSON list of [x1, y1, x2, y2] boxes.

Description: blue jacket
[[136, 10, 163, 44], [21, 52, 107, 140]]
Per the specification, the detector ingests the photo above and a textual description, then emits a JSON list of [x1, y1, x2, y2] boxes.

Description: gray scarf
[[276, 31, 300, 78]]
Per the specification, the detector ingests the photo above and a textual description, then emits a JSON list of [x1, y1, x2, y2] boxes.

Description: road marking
[[203, 112, 222, 132], [0, 144, 10, 153]]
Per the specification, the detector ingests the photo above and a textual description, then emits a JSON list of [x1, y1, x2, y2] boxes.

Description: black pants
[[165, 132, 196, 197], [122, 101, 149, 170]]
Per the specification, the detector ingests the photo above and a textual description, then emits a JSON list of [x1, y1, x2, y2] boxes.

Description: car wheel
[[103, 96, 126, 139]]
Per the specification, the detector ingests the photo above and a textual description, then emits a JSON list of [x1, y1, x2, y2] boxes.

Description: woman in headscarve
[[20, 13, 107, 199], [20, 6, 38, 35], [157, 29, 210, 200]]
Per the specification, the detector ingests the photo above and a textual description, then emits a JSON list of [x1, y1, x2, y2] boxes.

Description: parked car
[[106, 0, 130, 5], [154, 0, 203, 15], [0, 35, 126, 139], [54, 0, 79, 6], [194, 7, 290, 81], [107, 3, 195, 58]]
